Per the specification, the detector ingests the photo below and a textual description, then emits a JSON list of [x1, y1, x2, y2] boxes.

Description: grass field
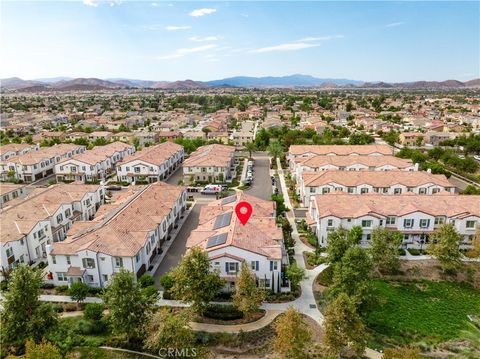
[[73, 347, 155, 359], [363, 280, 480, 348]]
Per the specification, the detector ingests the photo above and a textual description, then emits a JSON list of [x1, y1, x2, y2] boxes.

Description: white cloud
[[188, 36, 221, 42], [189, 8, 216, 17], [158, 44, 218, 60], [298, 35, 344, 42], [165, 25, 192, 31], [151, 2, 158, 6], [251, 42, 320, 53], [385, 22, 405, 28], [82, 0, 99, 7]]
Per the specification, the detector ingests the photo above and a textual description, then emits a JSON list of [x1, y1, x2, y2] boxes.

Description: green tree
[[68, 281, 89, 303], [323, 293, 367, 358], [170, 247, 225, 314], [326, 226, 361, 265], [232, 262, 266, 319], [329, 246, 372, 306], [286, 262, 306, 289], [382, 346, 421, 359], [25, 340, 63, 359], [463, 185, 480, 195], [0, 264, 58, 344], [267, 140, 284, 161], [370, 228, 403, 273], [103, 269, 155, 341], [273, 306, 312, 358], [245, 141, 257, 158], [144, 308, 197, 353], [83, 303, 104, 322], [427, 223, 463, 272]]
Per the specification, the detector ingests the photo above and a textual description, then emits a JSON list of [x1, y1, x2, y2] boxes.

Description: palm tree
[[267, 141, 284, 161], [245, 142, 257, 159]]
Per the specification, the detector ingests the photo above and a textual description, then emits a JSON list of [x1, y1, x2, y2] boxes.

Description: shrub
[[64, 303, 77, 312], [407, 248, 424, 256], [84, 303, 104, 322], [203, 304, 244, 320], [87, 287, 104, 296], [55, 285, 68, 294], [68, 281, 89, 303], [41, 283, 55, 289], [398, 248, 407, 256], [0, 280, 8, 291], [138, 274, 155, 288], [142, 285, 159, 301], [51, 304, 64, 313], [76, 319, 95, 335], [316, 266, 334, 287]]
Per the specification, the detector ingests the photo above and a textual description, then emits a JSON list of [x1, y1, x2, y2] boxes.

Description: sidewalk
[[190, 310, 282, 333]]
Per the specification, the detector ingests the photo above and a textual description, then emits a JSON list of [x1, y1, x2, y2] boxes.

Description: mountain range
[[1, 75, 479, 91]]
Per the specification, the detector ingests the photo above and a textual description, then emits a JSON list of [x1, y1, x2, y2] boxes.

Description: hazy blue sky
[[1, 1, 479, 82]]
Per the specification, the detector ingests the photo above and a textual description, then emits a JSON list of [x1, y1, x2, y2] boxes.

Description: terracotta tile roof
[[0, 183, 101, 244], [119, 142, 183, 166], [0, 183, 26, 196], [302, 170, 451, 188], [0, 143, 35, 155], [289, 144, 393, 156], [187, 193, 283, 260], [312, 192, 480, 219], [294, 155, 413, 169], [183, 144, 234, 168], [58, 142, 133, 166], [3, 144, 84, 166], [51, 182, 185, 257]]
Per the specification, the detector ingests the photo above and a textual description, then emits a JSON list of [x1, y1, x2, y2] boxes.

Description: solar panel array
[[206, 232, 228, 248], [221, 195, 237, 205], [213, 212, 232, 230]]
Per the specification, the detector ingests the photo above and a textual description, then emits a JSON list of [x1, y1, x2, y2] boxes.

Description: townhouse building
[[0, 183, 33, 208], [0, 143, 39, 161], [116, 142, 184, 183], [1, 184, 104, 269], [0, 144, 86, 183], [291, 155, 417, 181], [47, 182, 187, 287], [55, 142, 135, 183], [186, 192, 290, 293], [399, 132, 424, 146], [299, 170, 454, 206], [308, 192, 479, 249], [183, 144, 236, 184], [288, 144, 394, 161]]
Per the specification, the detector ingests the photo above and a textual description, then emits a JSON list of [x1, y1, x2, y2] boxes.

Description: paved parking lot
[[244, 153, 274, 201]]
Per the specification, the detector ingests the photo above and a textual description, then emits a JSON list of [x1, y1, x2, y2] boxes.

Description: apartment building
[[47, 182, 187, 288], [0, 143, 39, 161], [183, 144, 236, 184], [288, 144, 394, 160], [186, 192, 290, 293], [55, 142, 135, 183], [308, 192, 479, 249], [116, 142, 184, 183], [0, 183, 33, 208], [299, 170, 454, 206], [399, 132, 424, 146], [1, 184, 104, 269], [0, 144, 86, 183], [291, 155, 417, 181]]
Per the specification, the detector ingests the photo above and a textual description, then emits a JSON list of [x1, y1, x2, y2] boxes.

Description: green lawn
[[363, 280, 480, 347], [73, 347, 155, 359]]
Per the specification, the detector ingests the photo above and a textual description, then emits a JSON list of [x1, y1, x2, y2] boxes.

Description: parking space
[[244, 153, 274, 201]]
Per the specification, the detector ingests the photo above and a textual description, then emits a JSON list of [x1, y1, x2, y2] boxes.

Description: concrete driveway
[[153, 203, 204, 286], [244, 152, 274, 201]]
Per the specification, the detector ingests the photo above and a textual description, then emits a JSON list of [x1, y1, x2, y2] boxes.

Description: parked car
[[201, 184, 222, 195]]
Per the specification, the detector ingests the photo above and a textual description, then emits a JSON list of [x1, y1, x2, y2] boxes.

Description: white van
[[201, 184, 222, 195]]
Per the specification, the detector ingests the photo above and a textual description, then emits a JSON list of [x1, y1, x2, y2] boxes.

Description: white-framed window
[[66, 256, 71, 265], [82, 258, 95, 269], [360, 187, 369, 194], [434, 216, 445, 225], [432, 188, 440, 194], [347, 187, 355, 193], [251, 261, 259, 271], [322, 187, 330, 194], [102, 274, 108, 282], [226, 262, 239, 273], [6, 248, 13, 257], [57, 272, 67, 281], [386, 216, 396, 225], [270, 261, 278, 271], [115, 257, 123, 268], [403, 219, 414, 228], [420, 219, 430, 228], [419, 188, 427, 194], [361, 220, 372, 228], [327, 219, 334, 227], [394, 188, 402, 195], [136, 253, 140, 262], [51, 255, 56, 264], [56, 213, 63, 223], [466, 220, 477, 229]]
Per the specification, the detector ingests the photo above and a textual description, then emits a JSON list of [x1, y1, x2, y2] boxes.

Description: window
[[347, 187, 355, 193], [146, 243, 151, 254], [407, 187, 414, 192], [102, 274, 108, 282], [56, 213, 63, 223], [51, 255, 56, 264], [394, 188, 402, 195], [65, 209, 71, 217], [20, 238, 24, 246], [432, 188, 440, 194], [434, 216, 445, 225], [403, 219, 414, 228], [226, 262, 239, 273], [57, 272, 67, 281], [420, 219, 430, 228], [6, 248, 13, 257], [115, 257, 123, 268], [466, 220, 477, 229], [82, 258, 95, 269], [419, 188, 427, 194], [361, 220, 372, 228], [87, 275, 94, 282], [322, 187, 330, 194], [270, 261, 278, 271], [386, 216, 396, 225], [327, 219, 334, 227], [366, 234, 371, 241], [136, 253, 140, 263], [360, 188, 369, 194], [309, 187, 316, 193], [251, 261, 259, 271], [66, 256, 71, 265], [403, 234, 410, 241]]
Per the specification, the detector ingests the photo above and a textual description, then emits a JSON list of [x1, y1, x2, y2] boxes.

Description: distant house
[[399, 132, 424, 146], [158, 131, 183, 141], [183, 144, 236, 184]]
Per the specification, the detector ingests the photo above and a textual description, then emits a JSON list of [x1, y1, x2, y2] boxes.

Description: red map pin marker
[[235, 201, 253, 225]]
